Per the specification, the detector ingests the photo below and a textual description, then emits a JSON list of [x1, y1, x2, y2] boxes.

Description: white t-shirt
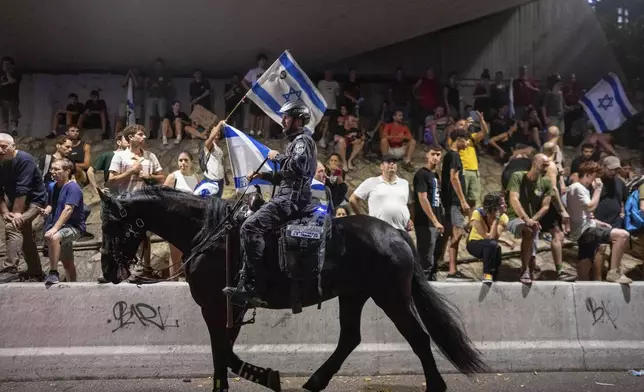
[[108, 149, 163, 194], [354, 175, 410, 230], [244, 67, 265, 85], [567, 182, 596, 241], [204, 143, 225, 181], [317, 80, 340, 110], [172, 170, 199, 193]]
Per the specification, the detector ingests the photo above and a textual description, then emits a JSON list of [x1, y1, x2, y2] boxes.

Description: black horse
[[98, 186, 486, 392]]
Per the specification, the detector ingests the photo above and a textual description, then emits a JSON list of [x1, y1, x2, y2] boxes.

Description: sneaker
[[446, 270, 474, 282], [319, 138, 327, 149], [249, 130, 255, 136], [0, 272, 20, 284], [256, 131, 263, 138], [482, 273, 494, 283], [606, 269, 632, 284], [45, 271, 60, 286], [162, 136, 168, 146], [557, 270, 577, 282], [97, 276, 108, 284], [174, 136, 181, 145]]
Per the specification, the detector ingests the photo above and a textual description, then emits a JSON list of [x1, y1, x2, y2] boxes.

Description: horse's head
[[98, 189, 147, 283]]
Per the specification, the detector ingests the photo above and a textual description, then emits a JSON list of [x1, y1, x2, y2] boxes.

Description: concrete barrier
[[0, 282, 642, 380]]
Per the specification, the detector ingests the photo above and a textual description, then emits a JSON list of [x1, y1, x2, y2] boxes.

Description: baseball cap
[[381, 154, 397, 163], [603, 156, 621, 170]]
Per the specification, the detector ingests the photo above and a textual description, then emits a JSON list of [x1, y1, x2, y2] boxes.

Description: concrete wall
[[1, 282, 642, 380]]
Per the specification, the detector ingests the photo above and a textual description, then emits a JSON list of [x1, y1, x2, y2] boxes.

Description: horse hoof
[[266, 368, 281, 392], [302, 374, 325, 392]]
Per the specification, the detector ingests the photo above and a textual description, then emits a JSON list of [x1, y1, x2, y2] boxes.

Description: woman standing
[[163, 151, 200, 279]]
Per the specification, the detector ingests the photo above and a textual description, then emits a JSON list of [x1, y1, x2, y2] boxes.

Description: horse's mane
[[103, 186, 207, 222]]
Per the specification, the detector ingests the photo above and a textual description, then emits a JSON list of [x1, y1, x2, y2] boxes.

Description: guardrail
[[0, 282, 641, 380]]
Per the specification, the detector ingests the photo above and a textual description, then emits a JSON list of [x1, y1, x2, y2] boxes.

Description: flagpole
[[224, 92, 249, 122]]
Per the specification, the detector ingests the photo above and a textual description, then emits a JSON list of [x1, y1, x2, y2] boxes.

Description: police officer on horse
[[223, 101, 317, 307]]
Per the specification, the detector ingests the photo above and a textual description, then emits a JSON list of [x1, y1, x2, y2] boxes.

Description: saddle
[[234, 192, 332, 314]]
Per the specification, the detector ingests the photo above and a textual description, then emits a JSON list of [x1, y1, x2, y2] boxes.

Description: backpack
[[624, 175, 644, 233]]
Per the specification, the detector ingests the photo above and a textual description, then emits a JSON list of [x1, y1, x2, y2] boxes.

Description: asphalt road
[[0, 373, 642, 392]]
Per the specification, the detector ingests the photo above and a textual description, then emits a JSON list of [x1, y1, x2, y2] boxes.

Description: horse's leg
[[201, 306, 231, 392], [372, 293, 447, 392], [302, 295, 369, 392], [224, 307, 282, 392]]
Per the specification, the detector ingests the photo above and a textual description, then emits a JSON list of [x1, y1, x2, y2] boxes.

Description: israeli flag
[[246, 50, 327, 131], [126, 78, 136, 126], [223, 124, 277, 193], [580, 73, 638, 133]]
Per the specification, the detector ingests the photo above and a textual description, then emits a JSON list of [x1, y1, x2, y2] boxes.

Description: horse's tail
[[399, 230, 488, 375]]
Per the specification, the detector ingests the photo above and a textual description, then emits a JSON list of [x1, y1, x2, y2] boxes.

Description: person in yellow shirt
[[447, 112, 488, 215], [467, 192, 515, 283]]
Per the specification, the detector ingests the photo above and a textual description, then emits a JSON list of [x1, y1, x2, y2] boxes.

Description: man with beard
[[506, 154, 555, 284], [569, 142, 600, 184]]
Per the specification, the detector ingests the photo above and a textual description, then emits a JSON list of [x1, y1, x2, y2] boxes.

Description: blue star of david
[[597, 94, 614, 111], [282, 86, 303, 102]]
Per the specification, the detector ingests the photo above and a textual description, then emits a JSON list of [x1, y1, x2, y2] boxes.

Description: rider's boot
[[223, 261, 267, 308]]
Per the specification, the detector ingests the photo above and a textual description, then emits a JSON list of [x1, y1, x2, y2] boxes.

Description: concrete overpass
[[1, 0, 533, 74]]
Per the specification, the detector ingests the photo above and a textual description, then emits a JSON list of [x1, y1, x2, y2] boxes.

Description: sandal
[[520, 271, 533, 285]]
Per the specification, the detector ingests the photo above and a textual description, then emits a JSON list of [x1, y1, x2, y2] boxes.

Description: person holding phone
[[325, 153, 349, 207]]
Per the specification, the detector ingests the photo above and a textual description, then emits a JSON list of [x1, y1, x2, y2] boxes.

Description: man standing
[[145, 58, 174, 139], [242, 54, 268, 137], [317, 70, 340, 148], [413, 146, 444, 280], [349, 155, 411, 231], [223, 102, 317, 306], [41, 158, 85, 285], [66, 125, 91, 186], [189, 69, 212, 111], [506, 154, 553, 284], [441, 129, 473, 282], [380, 109, 416, 172], [108, 124, 164, 282], [448, 113, 488, 215], [0, 133, 46, 283], [567, 161, 631, 283], [512, 65, 540, 119], [0, 57, 21, 136], [87, 131, 128, 193]]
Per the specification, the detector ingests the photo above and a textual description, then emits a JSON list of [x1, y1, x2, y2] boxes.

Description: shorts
[[446, 205, 466, 229], [388, 146, 406, 159], [577, 226, 612, 261], [58, 225, 82, 260], [463, 170, 481, 206], [118, 102, 144, 119], [540, 205, 561, 232], [507, 218, 538, 256], [146, 97, 168, 118], [0, 100, 20, 125]]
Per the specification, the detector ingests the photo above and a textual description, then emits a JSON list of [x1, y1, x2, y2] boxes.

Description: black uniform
[[240, 128, 317, 296]]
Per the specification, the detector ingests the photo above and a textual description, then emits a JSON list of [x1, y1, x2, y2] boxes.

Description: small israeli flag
[[126, 78, 136, 126], [579, 73, 638, 133], [223, 124, 277, 193], [246, 50, 327, 131]]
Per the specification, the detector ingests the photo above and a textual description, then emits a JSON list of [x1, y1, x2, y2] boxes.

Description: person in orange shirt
[[380, 109, 416, 171]]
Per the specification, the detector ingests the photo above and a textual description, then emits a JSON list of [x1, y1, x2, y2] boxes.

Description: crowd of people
[[1, 52, 643, 286]]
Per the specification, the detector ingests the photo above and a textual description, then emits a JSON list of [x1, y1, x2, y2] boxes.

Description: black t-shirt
[[342, 80, 361, 107], [165, 111, 190, 123], [441, 150, 465, 207], [0, 71, 22, 101], [570, 154, 601, 176], [594, 176, 627, 227], [66, 102, 85, 123], [413, 167, 442, 227], [389, 80, 411, 105], [189, 80, 212, 109], [83, 99, 107, 128], [490, 115, 512, 138], [225, 82, 245, 112], [444, 84, 460, 109]]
